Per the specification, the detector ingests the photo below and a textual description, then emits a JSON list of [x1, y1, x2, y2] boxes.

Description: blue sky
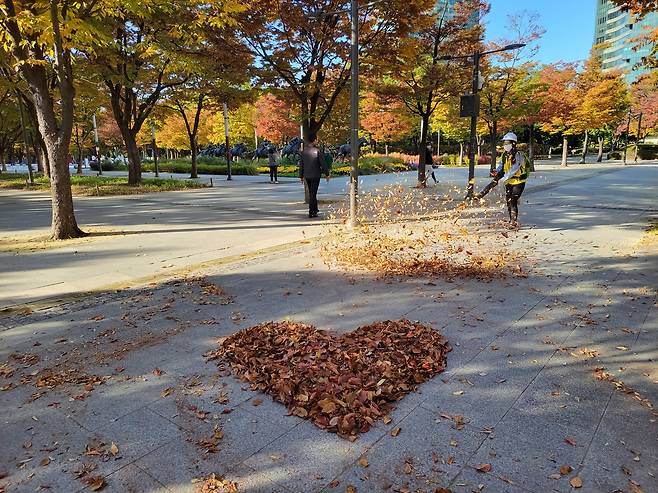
[[483, 0, 596, 65]]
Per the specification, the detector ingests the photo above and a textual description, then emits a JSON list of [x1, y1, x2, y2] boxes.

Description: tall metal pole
[[150, 123, 159, 177], [223, 101, 232, 180], [466, 52, 480, 199], [437, 128, 441, 156], [92, 114, 101, 176], [349, 0, 359, 227]]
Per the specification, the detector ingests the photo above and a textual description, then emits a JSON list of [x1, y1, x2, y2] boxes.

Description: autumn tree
[[0, 0, 93, 238], [480, 11, 544, 171], [570, 52, 629, 163], [382, 0, 483, 184], [629, 73, 658, 139], [537, 64, 579, 166], [89, 0, 246, 185], [361, 92, 412, 154], [255, 93, 299, 145], [242, 0, 425, 143]]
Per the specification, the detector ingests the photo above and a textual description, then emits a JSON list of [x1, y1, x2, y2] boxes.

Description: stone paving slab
[[1, 165, 656, 492]]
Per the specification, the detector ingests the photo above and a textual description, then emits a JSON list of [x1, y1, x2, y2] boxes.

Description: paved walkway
[[0, 162, 647, 309], [0, 164, 657, 493]]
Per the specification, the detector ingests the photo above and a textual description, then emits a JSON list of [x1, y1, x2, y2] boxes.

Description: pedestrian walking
[[268, 146, 279, 183], [423, 144, 438, 186], [300, 135, 330, 218], [474, 132, 530, 227]]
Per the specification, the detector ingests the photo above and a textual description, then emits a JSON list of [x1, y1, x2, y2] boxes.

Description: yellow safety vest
[[503, 152, 528, 186]]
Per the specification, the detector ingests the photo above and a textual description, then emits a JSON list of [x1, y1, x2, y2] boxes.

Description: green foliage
[[0, 173, 206, 195], [90, 160, 128, 171], [143, 160, 258, 175]]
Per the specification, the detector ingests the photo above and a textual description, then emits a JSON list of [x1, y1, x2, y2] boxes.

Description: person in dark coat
[[299, 135, 330, 218], [267, 146, 279, 183]]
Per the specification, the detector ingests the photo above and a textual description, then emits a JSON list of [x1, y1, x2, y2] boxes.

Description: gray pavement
[[0, 163, 657, 493], [0, 161, 648, 309]]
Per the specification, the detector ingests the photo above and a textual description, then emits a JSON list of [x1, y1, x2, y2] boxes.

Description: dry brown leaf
[[109, 442, 119, 456], [564, 437, 577, 446], [160, 387, 174, 398], [559, 465, 573, 475], [390, 427, 401, 437], [475, 463, 492, 473], [346, 486, 356, 493], [569, 476, 583, 488], [358, 456, 369, 468], [83, 475, 106, 491], [251, 398, 263, 406]]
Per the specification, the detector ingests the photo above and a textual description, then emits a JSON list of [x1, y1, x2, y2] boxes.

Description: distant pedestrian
[[423, 144, 438, 186], [300, 135, 330, 218], [268, 146, 279, 183], [475, 132, 530, 227]]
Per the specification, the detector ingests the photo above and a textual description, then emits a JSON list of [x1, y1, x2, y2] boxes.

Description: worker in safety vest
[[474, 132, 529, 227]]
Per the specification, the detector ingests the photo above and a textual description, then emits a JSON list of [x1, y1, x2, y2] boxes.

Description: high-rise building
[[594, 0, 658, 82]]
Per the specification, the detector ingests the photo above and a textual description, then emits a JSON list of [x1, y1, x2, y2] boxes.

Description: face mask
[[503, 143, 513, 152]]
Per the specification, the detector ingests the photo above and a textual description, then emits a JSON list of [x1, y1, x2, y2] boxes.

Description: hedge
[[142, 160, 259, 175]]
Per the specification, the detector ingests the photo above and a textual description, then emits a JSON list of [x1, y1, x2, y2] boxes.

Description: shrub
[[90, 159, 128, 171], [142, 161, 258, 175], [637, 144, 658, 160]]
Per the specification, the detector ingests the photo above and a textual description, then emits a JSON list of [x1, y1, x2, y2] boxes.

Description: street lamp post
[[440, 43, 525, 199], [310, 0, 382, 227]]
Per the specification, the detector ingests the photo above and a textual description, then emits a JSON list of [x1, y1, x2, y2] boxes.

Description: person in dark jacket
[[300, 135, 330, 218], [267, 146, 278, 183]]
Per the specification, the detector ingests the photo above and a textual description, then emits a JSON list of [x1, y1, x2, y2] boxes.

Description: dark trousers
[[269, 166, 278, 181], [305, 177, 321, 216], [505, 182, 525, 222]]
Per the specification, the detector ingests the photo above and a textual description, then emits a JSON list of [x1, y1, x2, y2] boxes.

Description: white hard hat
[[502, 132, 517, 142]]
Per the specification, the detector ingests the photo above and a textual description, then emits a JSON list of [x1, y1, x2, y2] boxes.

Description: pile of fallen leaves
[[207, 319, 450, 440], [192, 473, 239, 493], [320, 185, 527, 280]]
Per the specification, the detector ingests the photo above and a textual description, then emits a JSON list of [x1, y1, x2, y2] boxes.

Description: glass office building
[[594, 0, 658, 82]]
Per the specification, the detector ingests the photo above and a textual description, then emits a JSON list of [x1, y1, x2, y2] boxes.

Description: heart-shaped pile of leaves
[[206, 319, 450, 440]]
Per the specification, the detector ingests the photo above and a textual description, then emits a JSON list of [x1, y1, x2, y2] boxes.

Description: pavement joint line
[[575, 387, 616, 473], [132, 461, 175, 492], [0, 237, 320, 320]]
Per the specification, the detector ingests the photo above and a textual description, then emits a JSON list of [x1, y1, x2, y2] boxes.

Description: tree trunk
[[385, 142, 389, 156], [458, 142, 464, 167], [579, 130, 588, 164], [561, 135, 568, 167], [528, 124, 535, 172], [190, 139, 198, 179], [1, 151, 6, 172], [597, 136, 604, 162], [489, 121, 498, 173], [417, 113, 429, 185], [548, 146, 552, 159], [117, 124, 142, 185]]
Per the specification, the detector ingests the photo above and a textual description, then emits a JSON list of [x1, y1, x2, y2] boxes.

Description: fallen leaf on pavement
[[475, 463, 492, 473], [358, 456, 369, 468], [109, 442, 119, 456], [160, 387, 174, 398], [569, 476, 582, 488], [564, 437, 577, 446], [390, 427, 401, 437], [560, 465, 573, 475], [82, 475, 106, 491]]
